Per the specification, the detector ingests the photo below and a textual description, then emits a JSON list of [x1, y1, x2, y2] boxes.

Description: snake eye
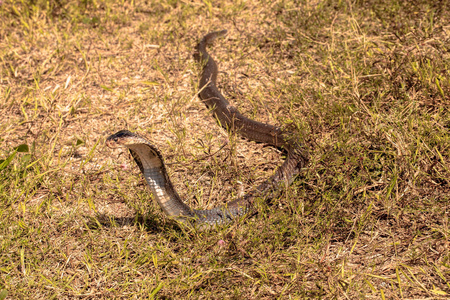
[[113, 137, 119, 142]]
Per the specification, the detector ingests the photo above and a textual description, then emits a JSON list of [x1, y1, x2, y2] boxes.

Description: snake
[[106, 30, 307, 229]]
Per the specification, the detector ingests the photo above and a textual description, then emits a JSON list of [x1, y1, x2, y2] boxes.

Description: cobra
[[106, 30, 307, 229]]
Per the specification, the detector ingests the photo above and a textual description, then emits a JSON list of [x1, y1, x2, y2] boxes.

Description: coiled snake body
[[107, 30, 307, 228]]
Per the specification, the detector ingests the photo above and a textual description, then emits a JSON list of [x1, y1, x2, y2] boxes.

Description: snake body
[[107, 30, 307, 228]]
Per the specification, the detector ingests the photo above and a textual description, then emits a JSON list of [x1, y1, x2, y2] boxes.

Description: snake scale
[[106, 30, 307, 229]]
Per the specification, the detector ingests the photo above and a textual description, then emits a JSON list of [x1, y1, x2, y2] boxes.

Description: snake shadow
[[85, 213, 182, 234]]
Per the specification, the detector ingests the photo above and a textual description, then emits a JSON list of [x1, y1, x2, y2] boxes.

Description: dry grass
[[1, 0, 449, 298]]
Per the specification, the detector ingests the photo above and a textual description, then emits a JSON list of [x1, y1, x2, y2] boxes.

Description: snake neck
[[129, 143, 250, 228], [129, 145, 194, 219]]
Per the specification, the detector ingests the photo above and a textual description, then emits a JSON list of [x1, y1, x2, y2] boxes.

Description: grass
[[1, 0, 449, 298]]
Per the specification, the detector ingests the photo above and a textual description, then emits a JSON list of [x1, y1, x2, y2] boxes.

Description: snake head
[[106, 130, 137, 148]]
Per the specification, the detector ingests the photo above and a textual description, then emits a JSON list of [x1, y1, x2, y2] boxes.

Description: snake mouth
[[105, 135, 121, 148], [105, 140, 118, 149]]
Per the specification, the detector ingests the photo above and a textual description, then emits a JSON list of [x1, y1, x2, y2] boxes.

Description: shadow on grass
[[86, 213, 182, 234]]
